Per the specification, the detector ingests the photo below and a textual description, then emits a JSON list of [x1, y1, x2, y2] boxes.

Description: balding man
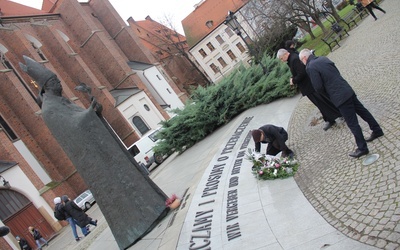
[[299, 49, 384, 158], [277, 48, 341, 131]]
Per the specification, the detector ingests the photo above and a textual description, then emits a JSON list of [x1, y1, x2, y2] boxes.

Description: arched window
[[0, 44, 37, 102], [56, 30, 76, 54], [0, 114, 18, 141], [0, 189, 30, 220], [24, 34, 47, 61], [132, 116, 150, 135]]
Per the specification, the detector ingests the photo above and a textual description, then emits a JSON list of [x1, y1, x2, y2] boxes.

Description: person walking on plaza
[[61, 195, 97, 233], [54, 197, 88, 241], [252, 124, 294, 158], [28, 226, 48, 250], [277, 48, 341, 131], [16, 235, 32, 250], [358, 0, 386, 20], [299, 48, 384, 158]]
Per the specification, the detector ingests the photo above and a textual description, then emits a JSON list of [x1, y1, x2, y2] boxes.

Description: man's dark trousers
[[338, 94, 381, 152]]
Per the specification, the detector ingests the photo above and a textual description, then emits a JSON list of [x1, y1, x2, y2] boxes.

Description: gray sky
[[11, 0, 201, 34]]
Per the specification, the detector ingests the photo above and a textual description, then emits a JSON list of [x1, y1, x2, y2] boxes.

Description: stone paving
[[44, 1, 400, 249], [288, 0, 400, 249]]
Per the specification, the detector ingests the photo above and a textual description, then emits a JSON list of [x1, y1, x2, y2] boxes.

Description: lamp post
[[224, 11, 268, 74], [0, 175, 11, 189]]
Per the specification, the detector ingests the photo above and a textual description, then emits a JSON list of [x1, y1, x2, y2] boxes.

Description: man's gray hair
[[299, 49, 313, 61], [276, 48, 288, 59]]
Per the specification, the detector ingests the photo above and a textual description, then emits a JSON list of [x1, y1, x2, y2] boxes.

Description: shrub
[[153, 55, 297, 156]]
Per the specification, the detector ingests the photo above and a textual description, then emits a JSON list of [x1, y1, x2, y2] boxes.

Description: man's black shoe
[[323, 121, 335, 131], [349, 149, 369, 158], [365, 131, 384, 142]]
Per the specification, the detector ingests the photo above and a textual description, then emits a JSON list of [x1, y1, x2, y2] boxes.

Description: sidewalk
[[46, 0, 399, 249]]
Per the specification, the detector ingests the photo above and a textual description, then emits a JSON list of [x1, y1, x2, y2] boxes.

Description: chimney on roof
[[194, 0, 205, 9]]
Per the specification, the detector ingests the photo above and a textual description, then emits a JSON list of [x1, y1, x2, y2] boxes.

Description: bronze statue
[[20, 56, 168, 249]]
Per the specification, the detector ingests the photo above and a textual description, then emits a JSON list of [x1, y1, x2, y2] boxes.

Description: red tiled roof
[[0, 0, 46, 16], [182, 0, 249, 48], [129, 16, 188, 60], [42, 0, 58, 12]]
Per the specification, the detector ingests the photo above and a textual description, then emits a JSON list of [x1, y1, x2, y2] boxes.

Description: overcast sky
[[11, 0, 201, 34]]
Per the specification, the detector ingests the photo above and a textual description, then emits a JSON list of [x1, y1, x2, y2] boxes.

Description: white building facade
[[189, 24, 251, 83]]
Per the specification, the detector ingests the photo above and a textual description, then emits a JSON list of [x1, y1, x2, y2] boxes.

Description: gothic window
[[24, 34, 47, 61], [56, 30, 76, 54], [0, 49, 37, 102], [0, 114, 18, 141], [31, 42, 47, 61], [132, 116, 150, 135], [0, 53, 12, 70]]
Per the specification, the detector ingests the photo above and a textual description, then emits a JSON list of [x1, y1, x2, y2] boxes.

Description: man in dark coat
[[252, 124, 294, 158], [54, 197, 88, 240], [16, 236, 32, 250], [299, 49, 384, 158], [277, 48, 341, 131], [61, 195, 97, 230]]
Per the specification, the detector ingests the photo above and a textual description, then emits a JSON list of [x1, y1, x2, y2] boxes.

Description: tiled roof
[[0, 0, 46, 16], [129, 16, 188, 60], [110, 87, 142, 107], [182, 0, 249, 48], [42, 0, 57, 12], [0, 160, 17, 172]]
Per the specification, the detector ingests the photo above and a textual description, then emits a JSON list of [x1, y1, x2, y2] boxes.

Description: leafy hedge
[[153, 55, 297, 156]]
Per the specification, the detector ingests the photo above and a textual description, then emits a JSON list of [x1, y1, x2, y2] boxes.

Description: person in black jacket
[[28, 226, 47, 250], [16, 236, 32, 250], [54, 197, 88, 241], [61, 195, 97, 233], [299, 48, 384, 158], [252, 124, 294, 158], [277, 48, 341, 131]]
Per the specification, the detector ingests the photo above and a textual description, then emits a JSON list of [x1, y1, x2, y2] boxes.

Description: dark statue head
[[19, 55, 62, 106]]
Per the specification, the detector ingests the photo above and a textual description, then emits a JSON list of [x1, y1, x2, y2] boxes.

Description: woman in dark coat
[[61, 195, 97, 228]]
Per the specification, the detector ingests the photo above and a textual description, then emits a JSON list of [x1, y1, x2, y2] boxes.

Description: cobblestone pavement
[[288, 0, 400, 249]]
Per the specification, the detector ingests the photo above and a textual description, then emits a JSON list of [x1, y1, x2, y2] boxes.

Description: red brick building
[[0, 0, 200, 248], [128, 16, 210, 97]]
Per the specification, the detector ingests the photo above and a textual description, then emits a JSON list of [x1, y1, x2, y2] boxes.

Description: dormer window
[[205, 20, 213, 29]]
